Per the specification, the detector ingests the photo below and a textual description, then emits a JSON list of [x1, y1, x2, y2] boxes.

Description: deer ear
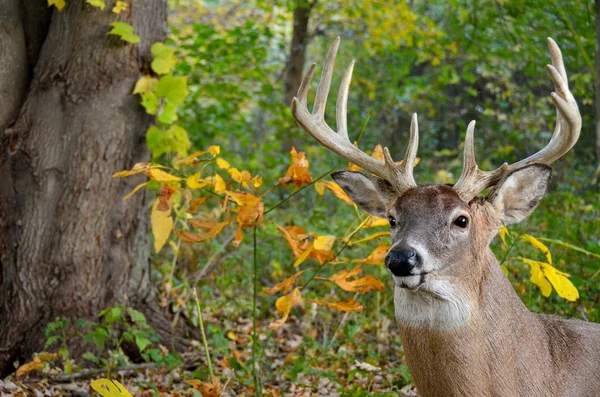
[[331, 171, 397, 217], [487, 164, 552, 225]]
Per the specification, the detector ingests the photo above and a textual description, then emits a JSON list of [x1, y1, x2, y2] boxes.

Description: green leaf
[[155, 75, 189, 105], [135, 336, 152, 352], [44, 335, 60, 348], [108, 22, 140, 44], [86, 0, 105, 9], [151, 43, 177, 75], [133, 75, 159, 95], [103, 307, 122, 323], [82, 352, 99, 364], [157, 102, 178, 124], [127, 308, 147, 323], [140, 92, 159, 115]]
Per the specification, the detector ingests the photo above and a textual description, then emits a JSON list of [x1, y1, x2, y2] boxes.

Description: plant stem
[[252, 226, 262, 394], [192, 288, 214, 378]]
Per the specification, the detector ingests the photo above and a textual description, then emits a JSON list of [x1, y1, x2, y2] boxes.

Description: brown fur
[[332, 171, 600, 397]]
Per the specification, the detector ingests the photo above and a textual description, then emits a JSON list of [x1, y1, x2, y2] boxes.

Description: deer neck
[[395, 248, 535, 396]]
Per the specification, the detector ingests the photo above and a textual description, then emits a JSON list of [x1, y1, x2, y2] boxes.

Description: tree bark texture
[[596, 0, 600, 162], [283, 1, 312, 151], [0, 0, 190, 376]]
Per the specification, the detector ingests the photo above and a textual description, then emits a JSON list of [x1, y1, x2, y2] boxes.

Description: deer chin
[[393, 277, 472, 329], [392, 274, 428, 290]]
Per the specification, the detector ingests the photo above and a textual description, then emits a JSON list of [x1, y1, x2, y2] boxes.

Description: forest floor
[[0, 309, 418, 396]]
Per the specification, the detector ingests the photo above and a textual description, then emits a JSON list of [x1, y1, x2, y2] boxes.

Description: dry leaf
[[264, 270, 306, 295], [186, 376, 222, 397], [176, 218, 233, 243], [187, 197, 208, 214], [157, 184, 177, 212], [352, 243, 390, 265], [310, 298, 364, 312], [278, 147, 312, 188], [329, 266, 385, 293], [268, 288, 302, 329], [226, 191, 264, 246]]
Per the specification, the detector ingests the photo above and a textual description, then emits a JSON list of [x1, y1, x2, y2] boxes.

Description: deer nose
[[385, 246, 420, 277]]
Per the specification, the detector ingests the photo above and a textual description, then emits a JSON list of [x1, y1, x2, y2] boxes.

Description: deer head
[[291, 38, 581, 329]]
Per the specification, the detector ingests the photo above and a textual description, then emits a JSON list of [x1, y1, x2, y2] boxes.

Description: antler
[[290, 37, 419, 193], [454, 38, 581, 202]]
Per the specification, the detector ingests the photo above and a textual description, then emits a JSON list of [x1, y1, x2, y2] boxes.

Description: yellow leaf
[[370, 144, 385, 161], [542, 264, 579, 301], [113, 162, 162, 178], [133, 75, 158, 95], [320, 180, 354, 204], [362, 216, 389, 228], [226, 191, 264, 228], [263, 270, 305, 295], [293, 245, 313, 268], [352, 243, 390, 265], [151, 199, 173, 253], [48, 0, 66, 11], [268, 288, 302, 330], [90, 379, 133, 397], [347, 231, 390, 246], [498, 226, 509, 247], [216, 157, 230, 170], [520, 234, 552, 264], [251, 175, 263, 188], [528, 260, 552, 297], [112, 0, 127, 13], [310, 299, 364, 312], [176, 146, 220, 166], [122, 182, 147, 200], [214, 174, 226, 194], [314, 181, 326, 195], [16, 360, 42, 378], [329, 266, 386, 293], [145, 168, 182, 182], [314, 235, 336, 251]]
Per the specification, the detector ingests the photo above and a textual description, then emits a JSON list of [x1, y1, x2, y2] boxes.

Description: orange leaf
[[317, 180, 354, 204], [276, 225, 309, 258], [310, 298, 364, 312], [157, 184, 177, 212], [187, 197, 208, 214], [329, 266, 386, 293], [16, 352, 58, 378], [278, 147, 312, 188], [263, 270, 305, 295], [175, 218, 233, 243], [226, 192, 264, 246], [268, 288, 302, 330], [352, 243, 390, 265], [186, 376, 221, 397]]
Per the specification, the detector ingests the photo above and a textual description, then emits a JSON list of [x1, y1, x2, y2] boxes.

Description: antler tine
[[313, 37, 340, 119], [383, 113, 419, 189], [290, 38, 418, 193], [454, 38, 581, 202], [336, 60, 355, 140]]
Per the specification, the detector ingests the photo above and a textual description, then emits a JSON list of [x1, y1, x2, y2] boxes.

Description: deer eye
[[389, 216, 397, 228], [453, 215, 469, 228]]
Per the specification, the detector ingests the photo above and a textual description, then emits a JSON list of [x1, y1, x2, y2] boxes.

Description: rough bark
[[596, 0, 600, 162], [0, 0, 191, 376], [284, 0, 313, 151]]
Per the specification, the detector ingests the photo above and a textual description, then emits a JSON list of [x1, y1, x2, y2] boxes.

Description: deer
[[290, 37, 600, 396]]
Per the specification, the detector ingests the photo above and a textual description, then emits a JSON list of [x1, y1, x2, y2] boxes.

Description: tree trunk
[[0, 0, 190, 376], [596, 0, 600, 162], [284, 0, 313, 151]]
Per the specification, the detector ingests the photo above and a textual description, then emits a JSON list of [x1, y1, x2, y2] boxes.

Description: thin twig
[[190, 232, 238, 280], [252, 226, 262, 394], [192, 288, 214, 377]]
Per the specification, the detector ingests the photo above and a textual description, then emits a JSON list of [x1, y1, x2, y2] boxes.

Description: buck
[[291, 37, 600, 396]]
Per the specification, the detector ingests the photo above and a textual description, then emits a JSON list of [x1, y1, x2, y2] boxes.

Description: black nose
[[385, 246, 420, 277]]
